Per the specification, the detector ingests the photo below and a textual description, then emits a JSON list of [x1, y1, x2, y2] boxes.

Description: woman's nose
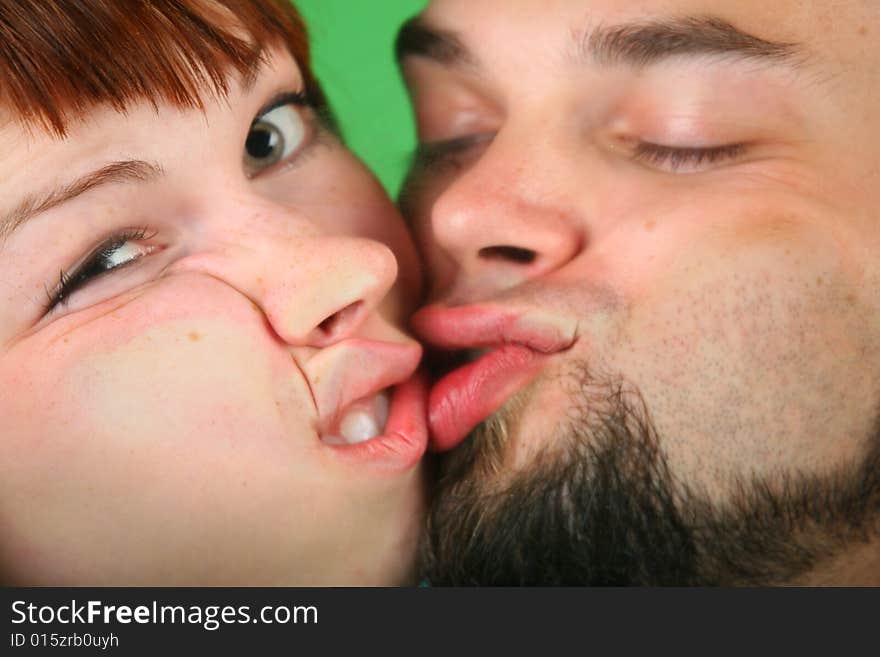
[[223, 232, 399, 348], [271, 235, 398, 347]]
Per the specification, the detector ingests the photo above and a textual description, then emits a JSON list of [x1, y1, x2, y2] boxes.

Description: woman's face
[[0, 47, 427, 585]]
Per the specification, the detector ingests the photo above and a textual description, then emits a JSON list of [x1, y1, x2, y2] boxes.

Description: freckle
[[845, 294, 856, 306], [188, 332, 202, 342], [858, 25, 868, 36], [644, 220, 656, 231], [816, 276, 824, 287], [63, 338, 69, 344]]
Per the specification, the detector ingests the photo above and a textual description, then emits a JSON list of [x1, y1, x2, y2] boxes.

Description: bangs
[[0, 0, 322, 136]]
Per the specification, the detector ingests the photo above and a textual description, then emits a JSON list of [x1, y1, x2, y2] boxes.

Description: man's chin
[[422, 366, 880, 586]]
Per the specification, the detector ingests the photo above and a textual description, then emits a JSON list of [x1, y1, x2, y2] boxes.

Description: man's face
[[401, 0, 880, 583], [0, 48, 427, 585]]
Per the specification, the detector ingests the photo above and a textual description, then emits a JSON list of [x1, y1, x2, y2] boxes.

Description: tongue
[[428, 345, 544, 452]]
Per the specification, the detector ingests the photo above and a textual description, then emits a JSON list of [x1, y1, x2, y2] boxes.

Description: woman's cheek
[[0, 288, 322, 579], [67, 318, 293, 445], [3, 275, 317, 469]]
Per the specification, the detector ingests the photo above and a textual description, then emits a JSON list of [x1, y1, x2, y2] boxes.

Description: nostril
[[478, 245, 537, 264], [316, 301, 364, 340]]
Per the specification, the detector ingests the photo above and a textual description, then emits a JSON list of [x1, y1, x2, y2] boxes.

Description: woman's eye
[[632, 141, 748, 173], [244, 104, 308, 177], [47, 229, 156, 311]]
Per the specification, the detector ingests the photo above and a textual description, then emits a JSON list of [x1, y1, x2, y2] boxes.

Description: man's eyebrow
[[395, 17, 477, 68], [395, 14, 802, 71], [0, 159, 164, 243], [583, 16, 801, 68]]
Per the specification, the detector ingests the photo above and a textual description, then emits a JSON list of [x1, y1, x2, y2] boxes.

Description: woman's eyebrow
[[0, 159, 164, 247]]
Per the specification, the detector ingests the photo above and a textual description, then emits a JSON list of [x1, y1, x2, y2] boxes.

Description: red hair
[[0, 0, 323, 136]]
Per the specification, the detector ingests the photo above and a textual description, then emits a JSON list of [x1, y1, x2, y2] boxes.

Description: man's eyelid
[[420, 132, 495, 151], [630, 140, 751, 173], [636, 139, 748, 152], [409, 72, 505, 142], [610, 129, 748, 154], [410, 132, 495, 176], [415, 105, 500, 148]]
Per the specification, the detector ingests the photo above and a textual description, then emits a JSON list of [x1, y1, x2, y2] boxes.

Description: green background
[[295, 0, 429, 196]]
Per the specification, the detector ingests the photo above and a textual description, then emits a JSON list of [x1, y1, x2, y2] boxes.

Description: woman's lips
[[411, 304, 577, 452], [326, 372, 429, 473], [302, 339, 428, 471]]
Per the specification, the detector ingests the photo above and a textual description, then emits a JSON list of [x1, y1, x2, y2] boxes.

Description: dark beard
[[421, 367, 880, 586]]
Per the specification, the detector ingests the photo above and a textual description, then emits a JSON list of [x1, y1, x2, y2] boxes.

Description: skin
[[402, 0, 880, 581], [0, 48, 426, 585]]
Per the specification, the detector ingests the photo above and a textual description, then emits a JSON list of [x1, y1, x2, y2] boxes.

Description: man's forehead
[[406, 0, 880, 97], [418, 0, 867, 52]]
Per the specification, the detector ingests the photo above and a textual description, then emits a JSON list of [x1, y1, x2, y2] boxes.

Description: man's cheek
[[658, 208, 857, 311], [603, 211, 876, 479], [603, 207, 854, 379], [618, 221, 837, 373]]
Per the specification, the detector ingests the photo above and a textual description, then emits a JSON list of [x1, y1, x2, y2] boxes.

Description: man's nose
[[428, 131, 584, 298]]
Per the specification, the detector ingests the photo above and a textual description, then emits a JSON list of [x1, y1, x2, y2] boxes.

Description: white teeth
[[340, 410, 381, 444], [322, 391, 392, 446]]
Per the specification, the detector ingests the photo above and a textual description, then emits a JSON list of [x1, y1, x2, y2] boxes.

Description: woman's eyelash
[[46, 227, 154, 312], [273, 90, 337, 137], [256, 90, 310, 117], [633, 142, 748, 171]]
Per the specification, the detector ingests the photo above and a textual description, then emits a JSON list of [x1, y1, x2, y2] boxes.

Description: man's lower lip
[[326, 371, 429, 473], [427, 345, 547, 452]]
